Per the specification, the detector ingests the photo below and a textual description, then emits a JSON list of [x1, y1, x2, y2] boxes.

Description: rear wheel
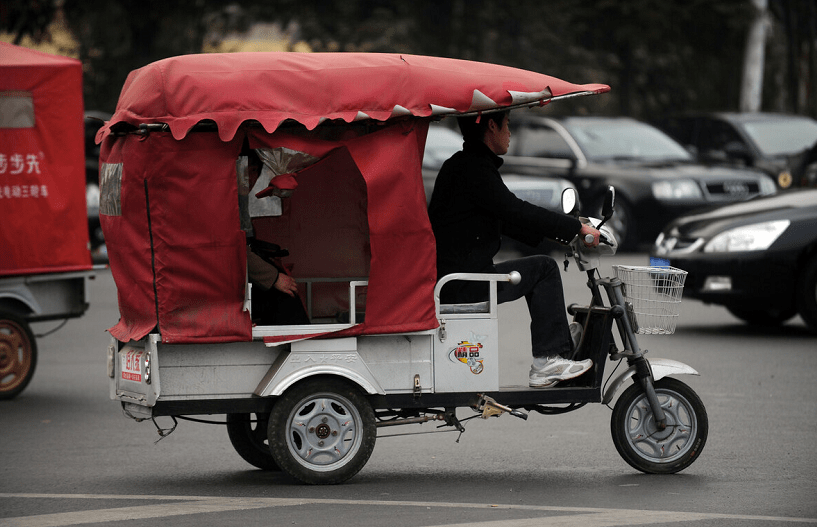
[[226, 413, 280, 471], [268, 378, 376, 484], [611, 377, 707, 474], [0, 313, 37, 400], [797, 256, 817, 333]]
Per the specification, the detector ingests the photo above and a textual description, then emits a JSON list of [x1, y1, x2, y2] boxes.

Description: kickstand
[[441, 409, 466, 443]]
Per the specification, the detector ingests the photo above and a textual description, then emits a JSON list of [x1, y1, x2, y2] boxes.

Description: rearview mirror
[[601, 186, 615, 221], [561, 188, 578, 216]]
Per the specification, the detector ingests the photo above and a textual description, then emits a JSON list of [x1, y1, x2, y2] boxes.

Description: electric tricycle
[[100, 52, 707, 484], [1, 43, 96, 399]]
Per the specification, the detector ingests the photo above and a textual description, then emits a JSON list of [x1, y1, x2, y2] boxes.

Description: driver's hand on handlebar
[[580, 223, 601, 248]]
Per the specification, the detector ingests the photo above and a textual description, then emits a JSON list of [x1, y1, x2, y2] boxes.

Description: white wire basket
[[612, 265, 688, 335]]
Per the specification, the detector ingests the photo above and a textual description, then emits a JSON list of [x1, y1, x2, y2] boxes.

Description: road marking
[[0, 493, 815, 526]]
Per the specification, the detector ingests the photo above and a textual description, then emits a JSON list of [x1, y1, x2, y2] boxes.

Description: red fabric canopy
[[100, 52, 609, 344], [0, 43, 91, 276], [100, 52, 609, 142]]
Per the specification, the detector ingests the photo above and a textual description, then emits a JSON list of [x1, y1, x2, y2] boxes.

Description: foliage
[[1, 0, 814, 118]]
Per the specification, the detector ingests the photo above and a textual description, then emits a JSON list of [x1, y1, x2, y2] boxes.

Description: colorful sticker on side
[[448, 340, 484, 374]]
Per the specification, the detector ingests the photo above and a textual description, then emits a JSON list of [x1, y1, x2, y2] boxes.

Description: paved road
[[2, 254, 816, 526]]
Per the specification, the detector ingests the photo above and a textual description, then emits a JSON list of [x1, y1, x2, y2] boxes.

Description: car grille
[[703, 180, 761, 201]]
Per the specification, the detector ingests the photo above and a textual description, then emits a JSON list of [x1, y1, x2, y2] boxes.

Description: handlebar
[[584, 232, 614, 246]]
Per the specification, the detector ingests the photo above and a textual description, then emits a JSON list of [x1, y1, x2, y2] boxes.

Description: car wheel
[[0, 312, 37, 400], [796, 255, 817, 333], [726, 306, 797, 326]]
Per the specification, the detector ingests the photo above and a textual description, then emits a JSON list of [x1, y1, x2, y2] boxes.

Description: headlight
[[652, 180, 703, 200], [703, 220, 790, 252]]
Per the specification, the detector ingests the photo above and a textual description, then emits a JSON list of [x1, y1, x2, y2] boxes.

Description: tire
[[726, 306, 797, 326], [0, 313, 37, 400], [226, 413, 281, 471], [267, 378, 376, 484], [611, 377, 708, 474], [797, 256, 817, 333]]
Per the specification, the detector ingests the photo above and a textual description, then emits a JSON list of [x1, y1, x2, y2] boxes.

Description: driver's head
[[457, 110, 509, 144]]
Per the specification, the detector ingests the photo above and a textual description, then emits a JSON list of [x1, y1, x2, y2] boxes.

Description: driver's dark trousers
[[495, 255, 572, 359], [441, 254, 572, 359]]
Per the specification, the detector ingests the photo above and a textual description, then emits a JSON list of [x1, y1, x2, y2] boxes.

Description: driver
[[428, 111, 600, 388]]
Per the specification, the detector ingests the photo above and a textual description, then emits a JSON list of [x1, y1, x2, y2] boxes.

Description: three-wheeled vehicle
[[100, 52, 708, 484], [1, 43, 96, 399]]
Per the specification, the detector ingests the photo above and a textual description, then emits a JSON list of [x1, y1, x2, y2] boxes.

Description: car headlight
[[703, 220, 790, 252], [652, 180, 703, 200]]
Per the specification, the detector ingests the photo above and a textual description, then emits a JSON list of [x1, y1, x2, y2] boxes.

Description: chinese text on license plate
[[122, 350, 144, 382]]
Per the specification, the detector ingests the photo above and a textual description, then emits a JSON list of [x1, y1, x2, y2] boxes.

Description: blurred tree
[[0, 0, 56, 45], [768, 0, 817, 115], [2, 0, 813, 118]]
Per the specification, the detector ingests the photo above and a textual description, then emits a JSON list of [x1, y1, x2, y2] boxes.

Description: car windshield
[[564, 119, 692, 162], [423, 125, 463, 169], [740, 118, 817, 157]]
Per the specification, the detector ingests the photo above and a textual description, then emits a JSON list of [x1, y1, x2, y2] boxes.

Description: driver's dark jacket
[[428, 139, 581, 302]]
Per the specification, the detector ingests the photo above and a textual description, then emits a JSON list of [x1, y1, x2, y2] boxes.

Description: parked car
[[423, 123, 572, 253], [84, 111, 110, 260], [501, 115, 777, 250], [650, 188, 817, 331], [654, 112, 817, 189]]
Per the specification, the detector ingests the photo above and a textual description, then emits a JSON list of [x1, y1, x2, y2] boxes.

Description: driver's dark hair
[[457, 110, 509, 143]]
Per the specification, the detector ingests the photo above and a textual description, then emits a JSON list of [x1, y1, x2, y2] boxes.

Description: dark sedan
[[502, 115, 777, 250], [651, 188, 817, 331], [654, 112, 817, 189]]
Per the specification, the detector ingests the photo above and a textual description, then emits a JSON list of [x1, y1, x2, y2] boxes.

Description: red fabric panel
[[101, 53, 610, 142], [101, 136, 157, 341], [0, 43, 91, 276], [102, 132, 251, 343]]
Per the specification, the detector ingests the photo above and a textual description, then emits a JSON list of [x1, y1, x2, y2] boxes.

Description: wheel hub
[[314, 423, 331, 439]]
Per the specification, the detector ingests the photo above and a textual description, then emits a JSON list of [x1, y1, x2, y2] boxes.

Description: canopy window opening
[[0, 92, 35, 128], [244, 146, 371, 336]]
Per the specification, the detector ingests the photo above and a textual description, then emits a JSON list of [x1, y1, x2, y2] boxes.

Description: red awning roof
[[101, 52, 609, 142]]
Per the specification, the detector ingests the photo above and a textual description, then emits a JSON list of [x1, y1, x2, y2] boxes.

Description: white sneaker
[[529, 356, 593, 388]]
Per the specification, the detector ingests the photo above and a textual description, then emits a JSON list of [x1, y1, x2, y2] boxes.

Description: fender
[[601, 358, 699, 405], [0, 285, 40, 317], [254, 349, 385, 397]]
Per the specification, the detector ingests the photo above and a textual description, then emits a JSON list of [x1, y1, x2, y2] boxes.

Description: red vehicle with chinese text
[[1, 43, 95, 399]]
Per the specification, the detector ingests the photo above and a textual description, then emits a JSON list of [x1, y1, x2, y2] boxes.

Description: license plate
[[122, 349, 144, 382]]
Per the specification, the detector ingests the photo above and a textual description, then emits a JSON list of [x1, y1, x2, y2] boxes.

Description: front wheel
[[0, 313, 37, 400], [268, 378, 376, 484], [611, 377, 708, 474]]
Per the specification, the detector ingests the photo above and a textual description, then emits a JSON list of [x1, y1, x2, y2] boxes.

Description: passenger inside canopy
[[237, 143, 372, 327], [238, 150, 309, 326]]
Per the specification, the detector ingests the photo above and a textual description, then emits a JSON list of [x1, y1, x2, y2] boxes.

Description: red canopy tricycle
[[100, 52, 707, 484]]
